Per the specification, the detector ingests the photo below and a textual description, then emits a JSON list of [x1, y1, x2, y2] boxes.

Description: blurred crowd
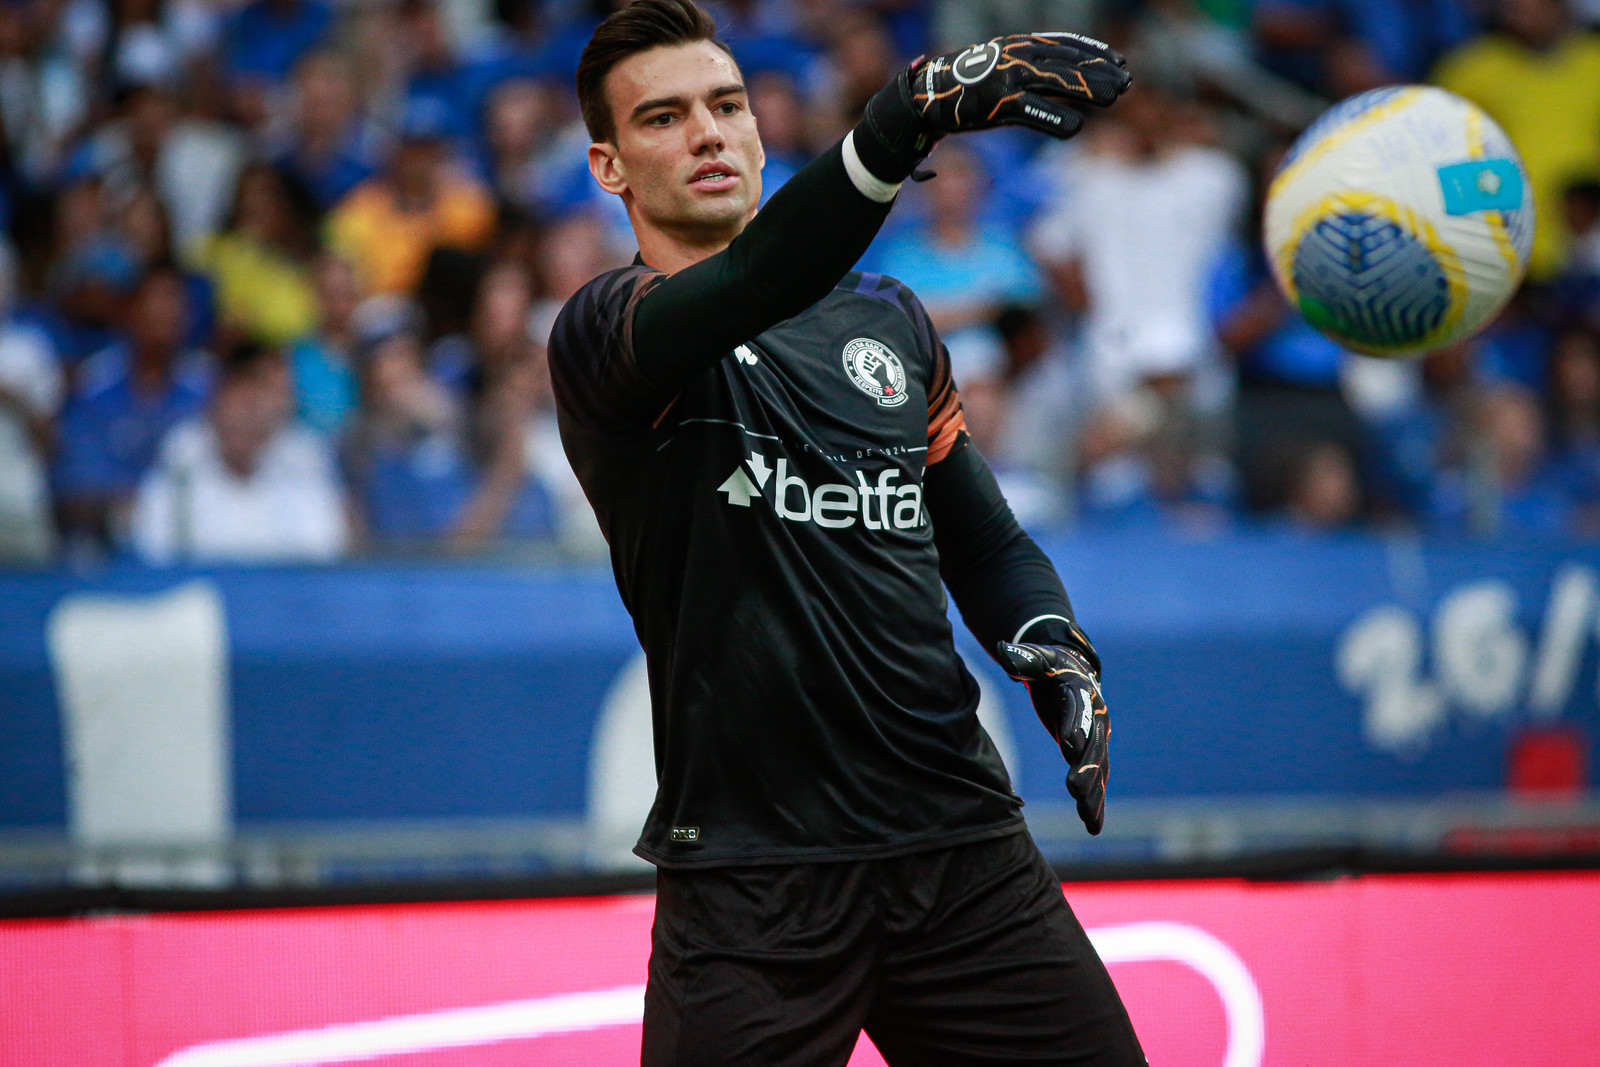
[[0, 0, 1598, 566]]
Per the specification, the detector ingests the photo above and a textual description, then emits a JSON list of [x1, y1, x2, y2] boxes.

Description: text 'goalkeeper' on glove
[[855, 32, 1132, 182], [998, 639, 1110, 836]]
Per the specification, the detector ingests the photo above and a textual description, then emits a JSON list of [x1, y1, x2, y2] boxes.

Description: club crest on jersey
[[842, 337, 908, 407]]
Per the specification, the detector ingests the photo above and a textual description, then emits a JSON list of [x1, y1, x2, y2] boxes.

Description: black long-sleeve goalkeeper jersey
[[550, 139, 1078, 868]]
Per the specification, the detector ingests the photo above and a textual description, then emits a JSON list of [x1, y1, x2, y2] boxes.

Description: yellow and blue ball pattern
[[1263, 86, 1533, 359]]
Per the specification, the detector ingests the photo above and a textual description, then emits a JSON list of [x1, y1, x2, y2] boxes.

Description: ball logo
[[842, 337, 909, 407], [952, 41, 1001, 84]]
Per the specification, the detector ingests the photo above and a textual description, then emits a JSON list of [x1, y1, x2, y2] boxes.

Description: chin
[[681, 195, 753, 233]]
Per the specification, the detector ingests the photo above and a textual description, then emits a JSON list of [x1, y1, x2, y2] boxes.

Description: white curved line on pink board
[[154, 922, 1263, 1067], [153, 986, 647, 1067], [1089, 922, 1265, 1067]]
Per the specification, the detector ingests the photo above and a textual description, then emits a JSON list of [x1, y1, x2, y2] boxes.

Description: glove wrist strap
[[854, 67, 941, 185], [1015, 615, 1102, 678]]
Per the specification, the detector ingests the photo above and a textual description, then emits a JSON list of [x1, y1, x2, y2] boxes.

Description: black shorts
[[642, 829, 1146, 1066]]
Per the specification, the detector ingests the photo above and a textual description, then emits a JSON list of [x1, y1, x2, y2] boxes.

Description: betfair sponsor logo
[[718, 452, 924, 530]]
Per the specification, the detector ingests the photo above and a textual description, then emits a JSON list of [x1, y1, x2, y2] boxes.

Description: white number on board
[[1337, 564, 1597, 754]]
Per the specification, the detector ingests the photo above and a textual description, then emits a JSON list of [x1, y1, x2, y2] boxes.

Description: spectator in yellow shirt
[[190, 163, 319, 347], [325, 103, 497, 295], [1433, 0, 1600, 280]]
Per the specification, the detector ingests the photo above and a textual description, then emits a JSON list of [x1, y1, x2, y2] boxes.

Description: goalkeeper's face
[[589, 41, 764, 250]]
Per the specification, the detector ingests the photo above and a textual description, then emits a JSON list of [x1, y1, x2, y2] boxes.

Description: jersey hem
[[633, 816, 1027, 870]]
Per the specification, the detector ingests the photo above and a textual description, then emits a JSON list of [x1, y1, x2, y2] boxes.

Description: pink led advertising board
[[3, 872, 1597, 1066]]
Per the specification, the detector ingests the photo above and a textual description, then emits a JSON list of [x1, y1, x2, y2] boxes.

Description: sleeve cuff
[[842, 131, 902, 204]]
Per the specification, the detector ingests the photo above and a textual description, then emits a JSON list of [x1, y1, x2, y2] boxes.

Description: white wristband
[[842, 130, 902, 204], [1012, 614, 1073, 645]]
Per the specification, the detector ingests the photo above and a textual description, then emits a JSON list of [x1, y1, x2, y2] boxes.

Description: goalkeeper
[[550, 2, 1143, 1063]]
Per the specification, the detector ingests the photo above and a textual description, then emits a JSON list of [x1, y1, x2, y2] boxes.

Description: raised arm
[[629, 134, 900, 387], [628, 33, 1131, 393]]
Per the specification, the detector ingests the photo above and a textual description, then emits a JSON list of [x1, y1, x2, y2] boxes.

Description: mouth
[[689, 163, 739, 191]]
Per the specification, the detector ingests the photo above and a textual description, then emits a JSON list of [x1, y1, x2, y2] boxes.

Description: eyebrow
[[630, 83, 747, 121]]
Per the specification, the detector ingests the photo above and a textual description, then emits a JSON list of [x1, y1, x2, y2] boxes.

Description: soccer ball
[[1263, 85, 1533, 359]]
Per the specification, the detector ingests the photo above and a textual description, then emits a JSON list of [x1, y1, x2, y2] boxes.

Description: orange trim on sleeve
[[927, 383, 967, 465]]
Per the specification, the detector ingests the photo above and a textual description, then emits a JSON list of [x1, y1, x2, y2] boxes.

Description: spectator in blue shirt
[[458, 0, 559, 109], [874, 143, 1043, 333], [46, 230, 141, 366], [341, 324, 473, 544], [1471, 288, 1555, 393], [1254, 0, 1479, 96], [271, 51, 385, 211], [874, 141, 1043, 447], [1546, 328, 1600, 536], [745, 69, 811, 204], [471, 78, 557, 214], [1210, 235, 1368, 518], [1210, 238, 1346, 392], [117, 185, 218, 352], [53, 265, 214, 551], [1428, 383, 1576, 537], [398, 0, 479, 145], [1208, 138, 1377, 526], [529, 2, 608, 91], [1555, 181, 1600, 331], [223, 0, 333, 84], [287, 253, 363, 437], [450, 260, 557, 548]]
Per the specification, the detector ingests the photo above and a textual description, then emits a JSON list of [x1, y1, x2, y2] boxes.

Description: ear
[[749, 136, 765, 209], [588, 141, 628, 197]]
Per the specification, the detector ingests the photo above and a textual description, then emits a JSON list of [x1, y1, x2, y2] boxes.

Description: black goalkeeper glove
[[998, 638, 1110, 836], [855, 32, 1131, 182]]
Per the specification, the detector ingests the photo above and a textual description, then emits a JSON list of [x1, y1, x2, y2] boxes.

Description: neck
[[130, 347, 173, 392], [300, 123, 342, 155], [629, 204, 753, 274], [322, 320, 353, 348], [395, 183, 434, 211]]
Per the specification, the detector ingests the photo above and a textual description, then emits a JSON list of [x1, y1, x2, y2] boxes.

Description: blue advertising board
[[2, 531, 1597, 839]]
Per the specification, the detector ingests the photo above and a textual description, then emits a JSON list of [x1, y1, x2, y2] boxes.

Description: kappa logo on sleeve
[[842, 338, 909, 407]]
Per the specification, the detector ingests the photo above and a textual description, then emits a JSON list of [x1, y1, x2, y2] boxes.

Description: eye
[[716, 101, 743, 115], [645, 112, 674, 127]]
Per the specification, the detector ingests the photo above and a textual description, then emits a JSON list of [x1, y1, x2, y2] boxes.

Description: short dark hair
[[1565, 179, 1600, 213], [220, 339, 283, 385], [576, 0, 733, 144]]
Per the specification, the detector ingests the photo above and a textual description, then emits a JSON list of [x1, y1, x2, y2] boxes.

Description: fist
[[913, 32, 1133, 140]]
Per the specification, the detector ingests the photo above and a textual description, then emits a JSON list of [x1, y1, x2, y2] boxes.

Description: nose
[[685, 102, 726, 155]]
